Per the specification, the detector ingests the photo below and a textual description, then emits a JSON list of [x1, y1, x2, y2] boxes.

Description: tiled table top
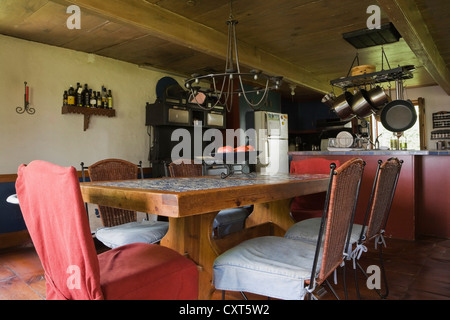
[[91, 173, 328, 193]]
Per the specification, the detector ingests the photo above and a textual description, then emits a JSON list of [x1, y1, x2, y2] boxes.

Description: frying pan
[[380, 79, 417, 132], [380, 99, 417, 132]]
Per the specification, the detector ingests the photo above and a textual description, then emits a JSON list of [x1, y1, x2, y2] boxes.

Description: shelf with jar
[[61, 83, 115, 131], [432, 111, 450, 129]]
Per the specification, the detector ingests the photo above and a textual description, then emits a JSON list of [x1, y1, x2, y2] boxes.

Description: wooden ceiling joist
[[377, 0, 450, 95], [55, 0, 330, 94]]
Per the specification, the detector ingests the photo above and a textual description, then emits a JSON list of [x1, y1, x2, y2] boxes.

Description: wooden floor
[[1, 236, 449, 300]]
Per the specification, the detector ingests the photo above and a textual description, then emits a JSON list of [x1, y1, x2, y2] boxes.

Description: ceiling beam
[[377, 0, 450, 95], [53, 0, 329, 94]]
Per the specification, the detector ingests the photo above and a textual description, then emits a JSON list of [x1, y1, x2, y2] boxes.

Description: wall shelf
[[62, 105, 115, 131]]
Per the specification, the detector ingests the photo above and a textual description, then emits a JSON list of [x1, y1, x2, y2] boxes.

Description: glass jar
[[399, 136, 407, 150], [390, 133, 399, 150]]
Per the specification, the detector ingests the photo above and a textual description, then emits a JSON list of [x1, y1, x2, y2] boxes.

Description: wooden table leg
[[245, 198, 294, 234], [160, 211, 219, 300]]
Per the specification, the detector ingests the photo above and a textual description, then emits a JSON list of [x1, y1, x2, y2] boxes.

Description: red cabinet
[[290, 152, 449, 240]]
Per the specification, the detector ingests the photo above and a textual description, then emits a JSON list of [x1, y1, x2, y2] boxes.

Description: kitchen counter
[[289, 151, 450, 240], [289, 150, 450, 156]]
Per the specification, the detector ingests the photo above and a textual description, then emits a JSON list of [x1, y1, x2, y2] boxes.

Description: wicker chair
[[85, 159, 169, 248], [168, 160, 203, 178], [285, 157, 403, 299], [213, 158, 365, 300], [168, 160, 251, 239]]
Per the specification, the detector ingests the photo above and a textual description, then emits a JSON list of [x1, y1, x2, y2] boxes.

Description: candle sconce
[[16, 82, 35, 115]]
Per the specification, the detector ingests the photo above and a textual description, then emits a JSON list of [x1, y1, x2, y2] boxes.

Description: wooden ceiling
[[1, 0, 449, 102]]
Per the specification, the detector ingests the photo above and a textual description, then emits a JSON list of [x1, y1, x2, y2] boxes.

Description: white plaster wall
[[0, 34, 185, 174], [405, 85, 450, 149]]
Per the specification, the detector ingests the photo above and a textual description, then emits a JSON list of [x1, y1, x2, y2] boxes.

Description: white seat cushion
[[213, 236, 322, 300], [284, 217, 364, 247], [96, 220, 169, 249]]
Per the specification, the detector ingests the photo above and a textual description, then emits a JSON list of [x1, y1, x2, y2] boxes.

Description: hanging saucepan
[[321, 92, 336, 108], [367, 86, 391, 111], [351, 89, 374, 119], [380, 99, 417, 132], [331, 91, 355, 120]]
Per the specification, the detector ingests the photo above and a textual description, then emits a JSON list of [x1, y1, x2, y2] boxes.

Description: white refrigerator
[[254, 111, 289, 175]]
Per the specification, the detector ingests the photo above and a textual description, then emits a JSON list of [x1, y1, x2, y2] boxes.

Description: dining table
[[80, 172, 330, 299]]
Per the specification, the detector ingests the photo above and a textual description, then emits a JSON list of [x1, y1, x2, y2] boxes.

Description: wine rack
[[62, 105, 115, 131]]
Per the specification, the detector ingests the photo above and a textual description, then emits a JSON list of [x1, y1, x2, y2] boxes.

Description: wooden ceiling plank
[[52, 0, 330, 93], [377, 0, 450, 95]]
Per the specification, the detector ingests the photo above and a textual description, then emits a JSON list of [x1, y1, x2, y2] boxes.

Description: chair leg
[[342, 264, 348, 300], [378, 243, 389, 299], [324, 279, 340, 300], [353, 262, 362, 300], [240, 291, 248, 300]]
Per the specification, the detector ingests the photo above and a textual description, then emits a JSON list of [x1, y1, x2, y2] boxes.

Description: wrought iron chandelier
[[184, 0, 283, 112]]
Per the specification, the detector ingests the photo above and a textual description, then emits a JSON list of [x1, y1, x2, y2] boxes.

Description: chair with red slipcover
[[16, 160, 198, 300], [290, 158, 340, 222]]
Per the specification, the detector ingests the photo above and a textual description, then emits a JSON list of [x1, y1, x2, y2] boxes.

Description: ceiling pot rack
[[331, 48, 414, 90], [327, 48, 416, 131], [330, 64, 415, 90]]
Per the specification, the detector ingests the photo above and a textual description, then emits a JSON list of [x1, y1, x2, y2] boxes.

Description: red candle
[[26, 86, 29, 103]]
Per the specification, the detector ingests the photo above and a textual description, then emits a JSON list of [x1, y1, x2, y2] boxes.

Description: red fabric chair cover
[[290, 158, 340, 222], [16, 160, 198, 300]]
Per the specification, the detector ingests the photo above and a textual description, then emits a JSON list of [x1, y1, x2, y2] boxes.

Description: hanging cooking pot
[[380, 99, 417, 132], [351, 89, 374, 118], [321, 92, 336, 107], [331, 91, 355, 120], [367, 86, 391, 111]]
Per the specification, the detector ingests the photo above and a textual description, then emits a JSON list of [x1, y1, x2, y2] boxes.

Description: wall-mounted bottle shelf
[[62, 105, 115, 131]]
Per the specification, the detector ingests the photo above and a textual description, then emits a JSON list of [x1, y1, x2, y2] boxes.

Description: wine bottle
[[76, 82, 82, 107], [63, 90, 68, 106], [97, 91, 102, 108], [107, 90, 113, 109], [101, 86, 107, 109], [83, 84, 90, 108], [68, 85, 75, 106], [90, 89, 97, 108]]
